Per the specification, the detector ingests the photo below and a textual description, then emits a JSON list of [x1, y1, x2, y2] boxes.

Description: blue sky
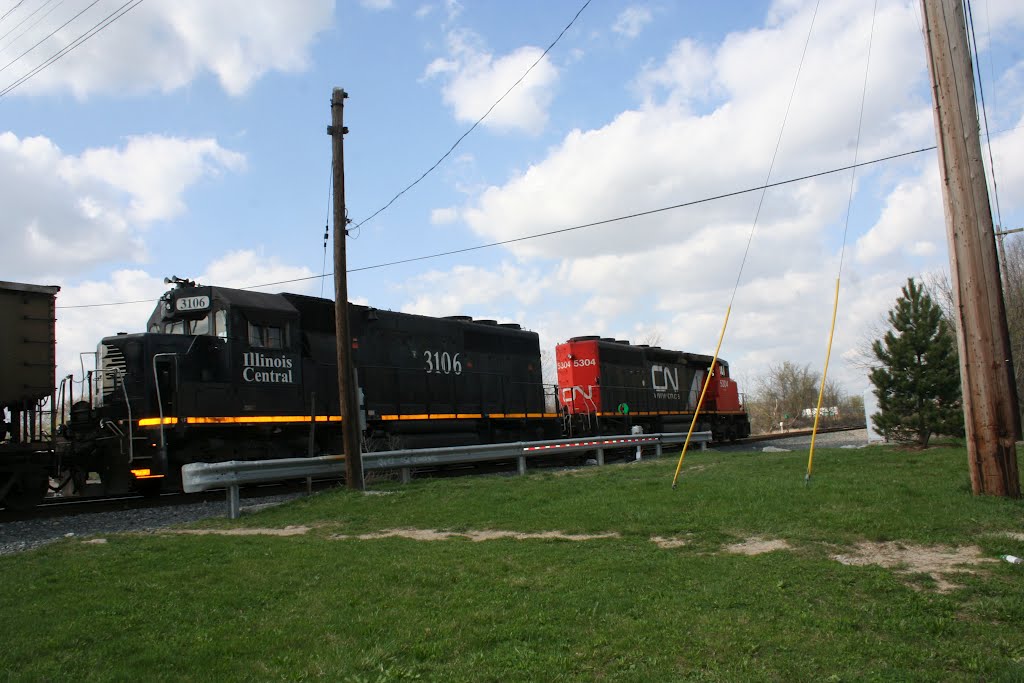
[[3, 0, 1024, 397]]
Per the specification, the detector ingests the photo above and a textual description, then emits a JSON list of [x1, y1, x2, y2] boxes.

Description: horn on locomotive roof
[[163, 275, 197, 288]]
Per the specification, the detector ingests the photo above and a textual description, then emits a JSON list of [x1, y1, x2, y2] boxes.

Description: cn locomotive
[[0, 278, 750, 508]]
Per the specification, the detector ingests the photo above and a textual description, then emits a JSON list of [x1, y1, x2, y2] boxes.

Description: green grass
[[3, 445, 1024, 681]]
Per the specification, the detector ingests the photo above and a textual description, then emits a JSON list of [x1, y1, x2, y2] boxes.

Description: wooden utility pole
[[921, 0, 1021, 496], [329, 87, 365, 490]]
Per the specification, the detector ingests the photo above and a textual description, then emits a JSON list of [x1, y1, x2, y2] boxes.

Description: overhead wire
[[54, 145, 938, 310], [0, 0, 145, 98], [965, 0, 1004, 231], [0, 0, 25, 26], [0, 0, 101, 78], [672, 0, 822, 489], [348, 0, 592, 233], [806, 0, 879, 486], [0, 0, 63, 52]]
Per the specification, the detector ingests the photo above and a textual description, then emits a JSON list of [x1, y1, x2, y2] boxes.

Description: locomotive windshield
[[151, 309, 227, 338]]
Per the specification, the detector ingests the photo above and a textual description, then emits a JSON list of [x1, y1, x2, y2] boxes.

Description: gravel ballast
[[0, 493, 305, 556]]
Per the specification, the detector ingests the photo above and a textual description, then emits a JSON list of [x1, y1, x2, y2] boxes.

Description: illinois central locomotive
[[81, 280, 561, 491], [1, 278, 750, 508]]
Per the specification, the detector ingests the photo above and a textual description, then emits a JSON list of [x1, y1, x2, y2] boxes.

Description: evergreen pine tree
[[870, 278, 963, 446]]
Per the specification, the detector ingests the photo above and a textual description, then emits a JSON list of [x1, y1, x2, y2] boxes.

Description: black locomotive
[[1, 278, 750, 508], [80, 280, 560, 491]]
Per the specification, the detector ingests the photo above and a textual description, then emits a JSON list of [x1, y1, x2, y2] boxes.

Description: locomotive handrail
[[182, 430, 712, 519]]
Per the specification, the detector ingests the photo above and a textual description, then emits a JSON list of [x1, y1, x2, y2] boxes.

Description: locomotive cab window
[[163, 310, 226, 337], [215, 309, 227, 339], [248, 321, 287, 349]]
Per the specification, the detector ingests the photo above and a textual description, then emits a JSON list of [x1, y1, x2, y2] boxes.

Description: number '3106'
[[424, 350, 463, 375]]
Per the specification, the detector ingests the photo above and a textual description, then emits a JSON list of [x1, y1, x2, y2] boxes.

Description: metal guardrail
[[182, 431, 710, 519]]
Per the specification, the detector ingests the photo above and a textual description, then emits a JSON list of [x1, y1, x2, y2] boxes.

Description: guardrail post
[[400, 467, 411, 484], [656, 442, 663, 457], [517, 454, 526, 476], [596, 447, 605, 466], [228, 485, 241, 520], [700, 441, 707, 451]]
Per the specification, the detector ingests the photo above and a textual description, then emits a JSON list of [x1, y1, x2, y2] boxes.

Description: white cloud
[[854, 163, 945, 264], [0, 132, 245, 281], [635, 39, 715, 107], [424, 28, 559, 134], [360, 0, 394, 10], [613, 6, 653, 39], [462, 0, 931, 266], [199, 250, 317, 292], [398, 263, 551, 318], [430, 207, 459, 225], [3, 0, 334, 98]]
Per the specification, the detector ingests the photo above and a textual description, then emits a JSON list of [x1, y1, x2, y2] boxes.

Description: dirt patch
[[332, 528, 619, 542], [724, 537, 792, 555], [998, 531, 1024, 542], [832, 541, 995, 592], [167, 525, 312, 537], [651, 536, 689, 549]]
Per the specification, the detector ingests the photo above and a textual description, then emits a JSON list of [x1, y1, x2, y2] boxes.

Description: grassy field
[[3, 444, 1024, 681]]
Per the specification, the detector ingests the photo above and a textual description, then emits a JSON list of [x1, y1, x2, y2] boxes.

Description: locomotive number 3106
[[423, 350, 463, 375]]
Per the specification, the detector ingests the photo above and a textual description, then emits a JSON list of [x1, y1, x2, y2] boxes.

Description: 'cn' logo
[[651, 365, 679, 392]]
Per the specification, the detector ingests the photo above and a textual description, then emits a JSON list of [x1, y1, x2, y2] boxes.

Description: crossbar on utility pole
[[921, 0, 1021, 497], [329, 87, 365, 490]]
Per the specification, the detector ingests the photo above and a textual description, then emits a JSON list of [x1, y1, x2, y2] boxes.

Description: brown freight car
[[0, 280, 60, 509]]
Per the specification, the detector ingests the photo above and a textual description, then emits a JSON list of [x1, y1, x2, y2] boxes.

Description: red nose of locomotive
[[555, 338, 601, 415]]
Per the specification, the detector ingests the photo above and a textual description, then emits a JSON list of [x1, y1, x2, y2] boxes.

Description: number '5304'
[[423, 350, 463, 375]]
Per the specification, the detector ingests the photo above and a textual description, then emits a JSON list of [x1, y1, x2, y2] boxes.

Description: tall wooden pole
[[921, 0, 1021, 496], [329, 87, 365, 490]]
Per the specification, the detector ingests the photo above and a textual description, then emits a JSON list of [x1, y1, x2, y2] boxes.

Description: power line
[[0, 0, 64, 52], [965, 0, 1004, 230], [0, 0, 145, 98], [0, 0, 101, 78], [0, 0, 25, 26], [55, 144, 936, 310], [349, 0, 592, 233]]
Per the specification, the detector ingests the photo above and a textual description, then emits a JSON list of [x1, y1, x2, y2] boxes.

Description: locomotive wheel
[[2, 472, 47, 511]]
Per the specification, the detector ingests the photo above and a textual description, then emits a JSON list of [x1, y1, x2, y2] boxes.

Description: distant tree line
[[745, 361, 864, 434]]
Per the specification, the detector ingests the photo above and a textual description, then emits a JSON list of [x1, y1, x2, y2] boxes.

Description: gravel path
[[0, 493, 305, 556]]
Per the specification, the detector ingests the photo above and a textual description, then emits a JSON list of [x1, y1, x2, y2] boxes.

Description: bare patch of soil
[[167, 525, 312, 537], [331, 528, 619, 542], [998, 531, 1024, 542], [832, 541, 995, 592], [651, 536, 689, 549], [724, 536, 792, 555]]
